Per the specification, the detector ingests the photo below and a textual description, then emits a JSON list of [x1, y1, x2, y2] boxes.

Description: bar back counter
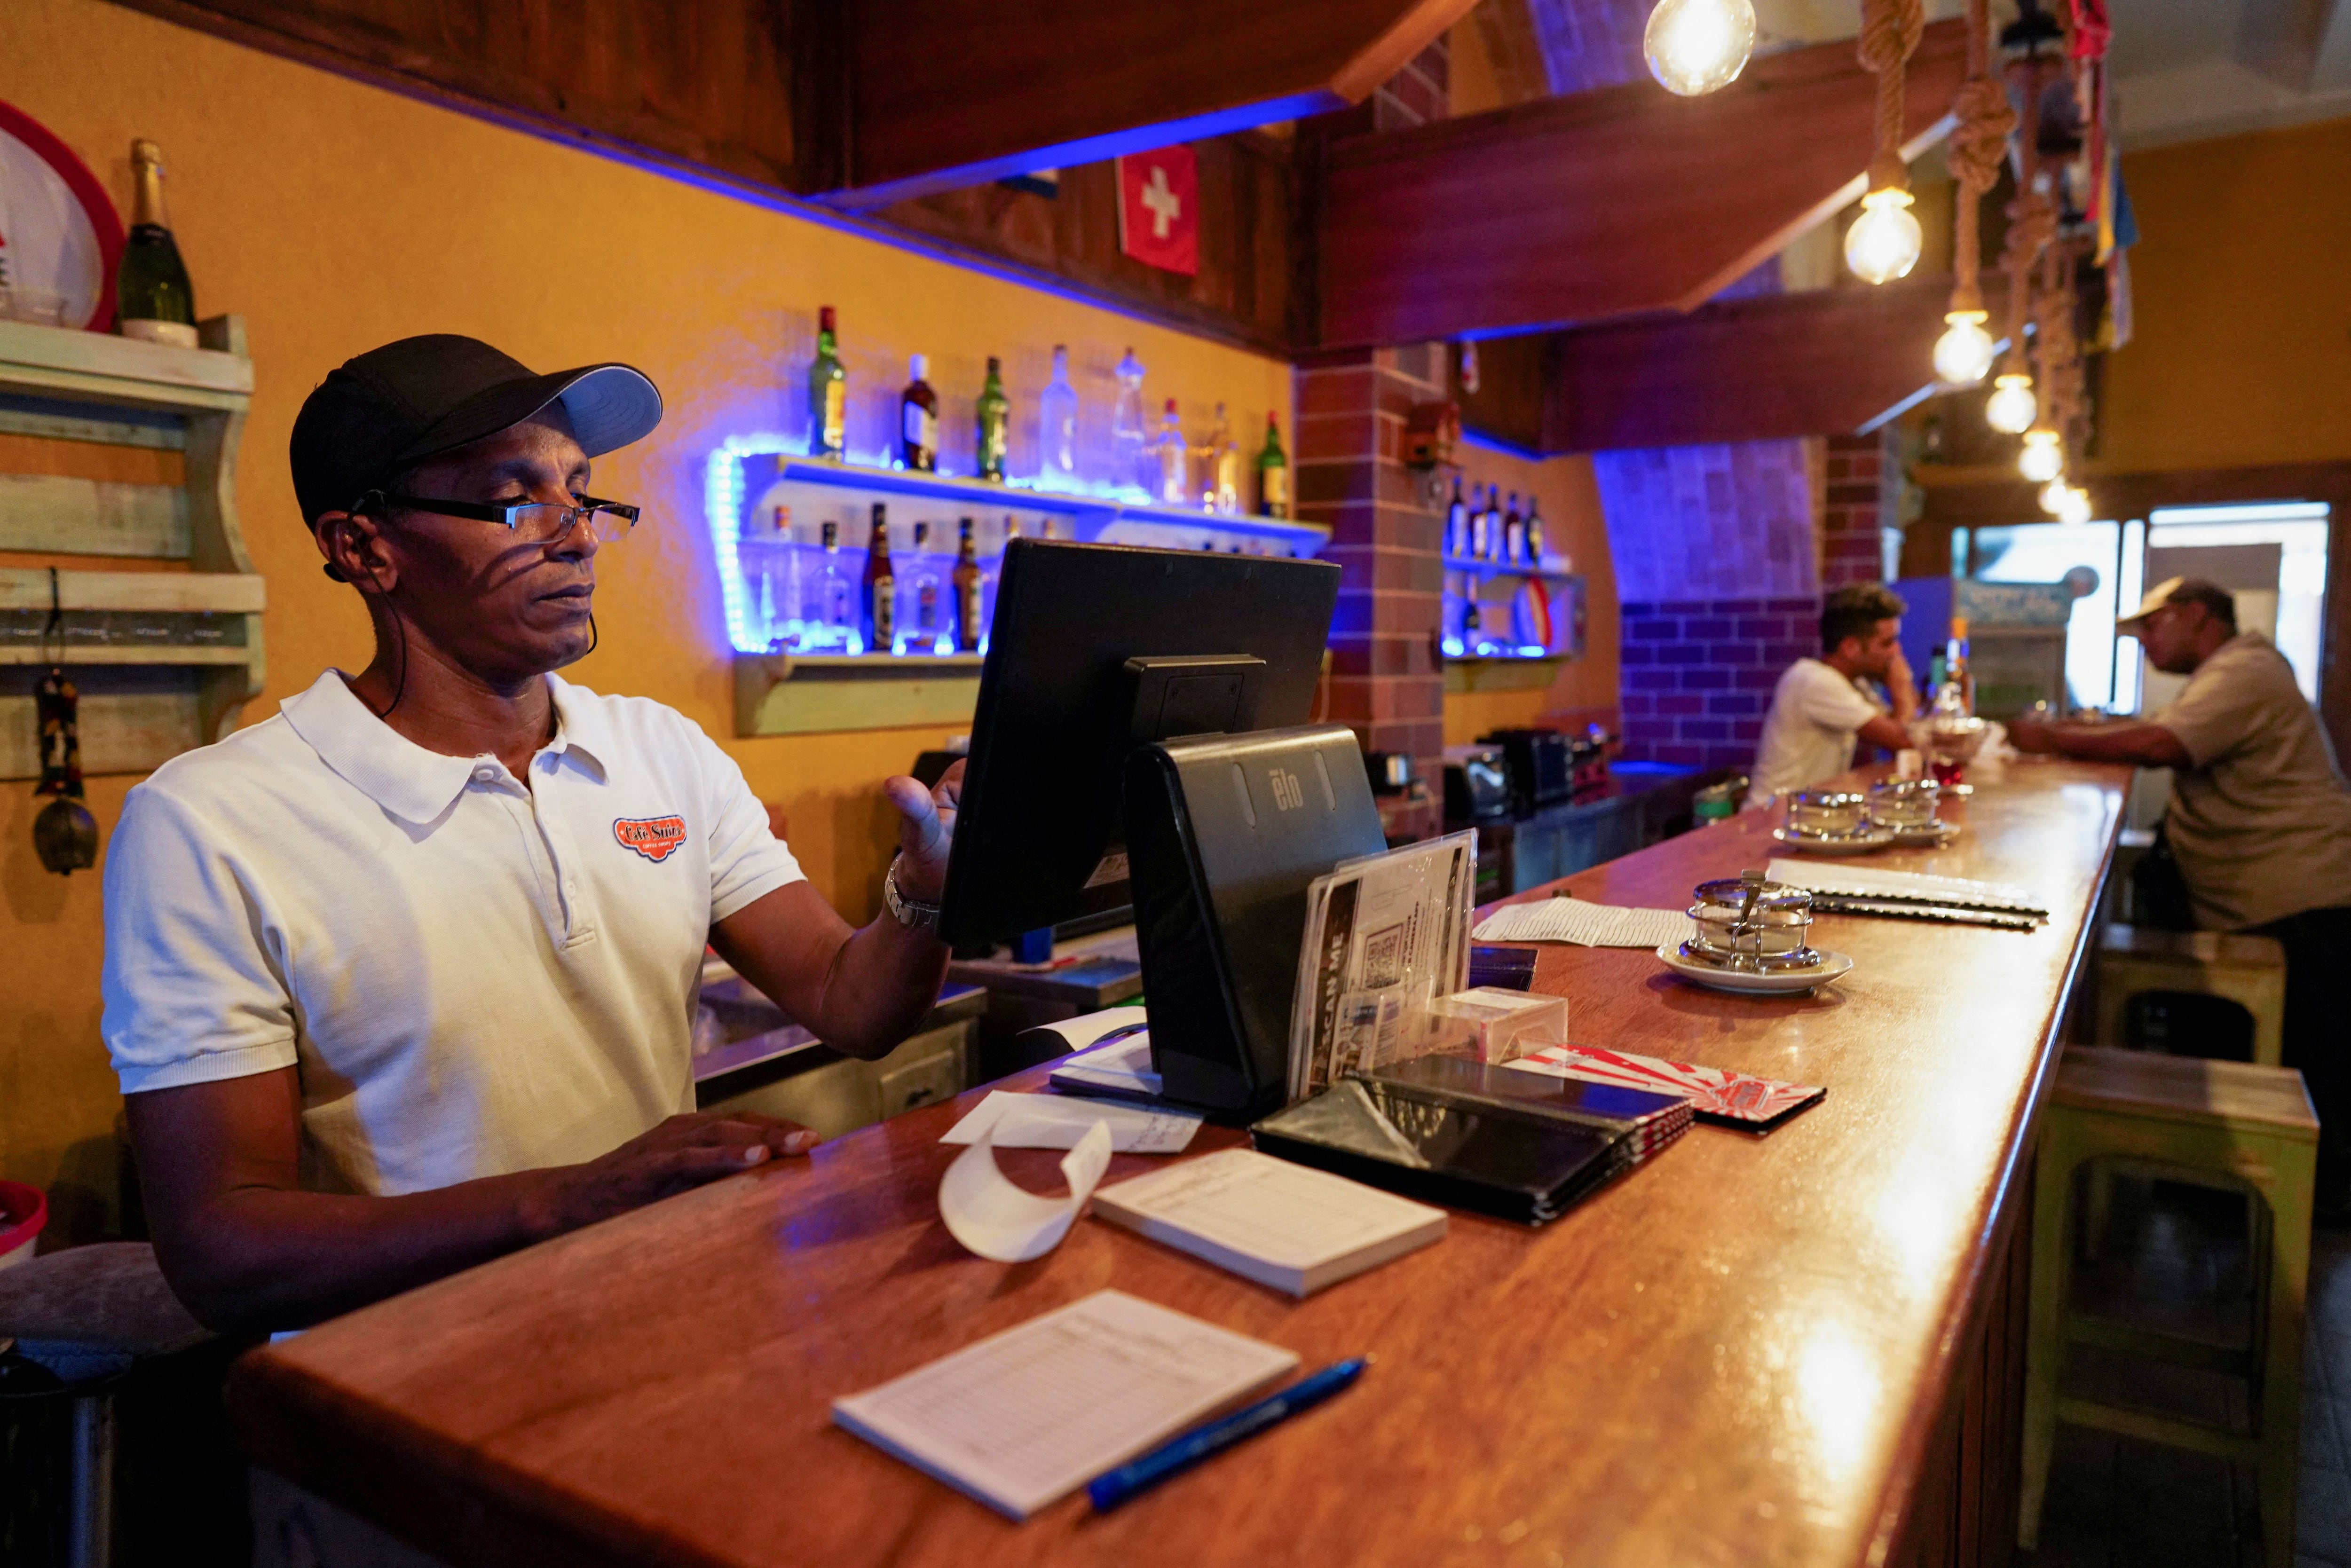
[[228, 758, 2132, 1568]]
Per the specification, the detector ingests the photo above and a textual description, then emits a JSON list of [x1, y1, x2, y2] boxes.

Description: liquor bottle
[[1039, 345, 1079, 489], [975, 356, 1010, 481], [952, 518, 984, 653], [1463, 592, 1484, 656], [1112, 348, 1148, 496], [859, 504, 895, 655], [1482, 486, 1505, 560], [770, 504, 803, 645], [1256, 413, 1290, 519], [807, 306, 846, 458], [984, 515, 1020, 630], [1522, 496, 1546, 566], [1465, 484, 1489, 559], [118, 140, 197, 347], [818, 521, 851, 647], [902, 520, 945, 654], [1445, 475, 1467, 559], [1153, 398, 1188, 505], [900, 356, 938, 472], [1204, 402, 1240, 512], [1502, 492, 1524, 564]]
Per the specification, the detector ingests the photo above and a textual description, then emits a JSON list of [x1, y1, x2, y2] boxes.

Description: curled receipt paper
[[939, 1119, 1114, 1262]]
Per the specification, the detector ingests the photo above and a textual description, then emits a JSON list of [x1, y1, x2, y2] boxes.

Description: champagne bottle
[[807, 306, 846, 459], [976, 356, 1010, 481], [860, 504, 895, 654], [1038, 345, 1079, 489], [900, 356, 938, 472], [1255, 413, 1289, 519], [118, 140, 197, 347], [952, 517, 984, 653]]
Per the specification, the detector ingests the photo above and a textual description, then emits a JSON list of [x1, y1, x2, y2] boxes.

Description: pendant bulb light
[[2040, 479, 2090, 524], [1933, 311, 1997, 386], [1643, 0, 1758, 95], [1845, 188, 1924, 284], [2018, 428, 2063, 483], [1985, 371, 2037, 433]]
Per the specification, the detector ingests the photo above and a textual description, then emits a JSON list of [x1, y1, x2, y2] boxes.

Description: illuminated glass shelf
[[1442, 555, 1576, 579]]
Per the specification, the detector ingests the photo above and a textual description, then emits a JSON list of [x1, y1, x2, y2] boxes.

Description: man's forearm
[[811, 914, 951, 1059], [2033, 721, 2188, 769]]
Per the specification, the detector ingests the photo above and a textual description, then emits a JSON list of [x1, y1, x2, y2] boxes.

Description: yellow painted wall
[[2097, 117, 2351, 475], [1442, 442, 1622, 746], [0, 0, 1291, 1243]]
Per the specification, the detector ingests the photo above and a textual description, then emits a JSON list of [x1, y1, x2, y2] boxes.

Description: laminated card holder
[[1124, 724, 1386, 1120]]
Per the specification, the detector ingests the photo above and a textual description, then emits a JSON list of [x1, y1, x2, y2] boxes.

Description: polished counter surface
[[229, 759, 2130, 1568]]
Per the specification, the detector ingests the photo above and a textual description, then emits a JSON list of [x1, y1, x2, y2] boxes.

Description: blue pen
[[1086, 1357, 1370, 1512]]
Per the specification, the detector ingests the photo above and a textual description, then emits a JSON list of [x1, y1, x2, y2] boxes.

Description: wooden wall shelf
[[0, 315, 260, 780], [734, 652, 983, 738]]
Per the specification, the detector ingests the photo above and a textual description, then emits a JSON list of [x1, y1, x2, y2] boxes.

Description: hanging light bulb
[[2038, 477, 2070, 514], [1985, 371, 2037, 434], [1643, 0, 1758, 95], [1933, 311, 1997, 386], [1844, 188, 1923, 284], [2040, 480, 2091, 524], [2018, 428, 2063, 483]]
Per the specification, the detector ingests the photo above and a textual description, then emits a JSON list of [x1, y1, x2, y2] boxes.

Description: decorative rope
[[1945, 0, 2016, 315], [1856, 0, 1926, 193], [2035, 248, 2086, 444], [1996, 38, 2056, 380]]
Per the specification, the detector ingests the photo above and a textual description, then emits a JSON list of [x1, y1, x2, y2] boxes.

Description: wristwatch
[[883, 858, 943, 932]]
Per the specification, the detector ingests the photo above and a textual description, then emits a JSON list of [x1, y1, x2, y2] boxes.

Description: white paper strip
[[1764, 859, 2044, 912], [1471, 897, 1688, 948], [938, 1120, 1113, 1263], [943, 1091, 1201, 1154]]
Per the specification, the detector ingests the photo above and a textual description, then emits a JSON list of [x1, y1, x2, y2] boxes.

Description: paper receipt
[[939, 1120, 1114, 1263]]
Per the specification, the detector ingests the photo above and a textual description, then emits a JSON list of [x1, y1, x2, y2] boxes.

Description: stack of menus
[[1287, 831, 1479, 1103]]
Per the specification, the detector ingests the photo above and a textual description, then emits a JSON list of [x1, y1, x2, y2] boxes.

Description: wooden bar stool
[[2020, 1048, 2318, 1568], [2096, 924, 2287, 1065]]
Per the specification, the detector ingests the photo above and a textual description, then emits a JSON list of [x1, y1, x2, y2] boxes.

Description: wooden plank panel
[[0, 320, 253, 398], [0, 685, 201, 780], [830, 0, 1477, 208], [226, 760, 2130, 1568], [0, 404, 188, 451], [1545, 274, 1975, 452], [1317, 20, 1970, 347], [0, 645, 254, 666], [734, 654, 979, 736], [0, 567, 264, 614], [0, 474, 191, 557]]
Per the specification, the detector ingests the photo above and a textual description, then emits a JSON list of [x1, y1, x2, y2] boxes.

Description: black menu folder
[[1249, 1060, 1691, 1226]]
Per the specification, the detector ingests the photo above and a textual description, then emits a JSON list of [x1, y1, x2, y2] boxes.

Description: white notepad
[[941, 1090, 1201, 1154], [1471, 897, 1688, 948], [1090, 1148, 1448, 1297], [831, 1290, 1298, 1520]]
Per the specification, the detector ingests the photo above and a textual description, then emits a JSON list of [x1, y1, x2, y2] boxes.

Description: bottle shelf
[[1442, 555, 1576, 580]]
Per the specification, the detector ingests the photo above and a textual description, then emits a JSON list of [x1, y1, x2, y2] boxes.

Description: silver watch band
[[884, 859, 942, 931]]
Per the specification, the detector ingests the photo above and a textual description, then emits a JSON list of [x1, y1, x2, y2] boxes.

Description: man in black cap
[[2012, 575, 2351, 1217], [100, 336, 964, 1334]]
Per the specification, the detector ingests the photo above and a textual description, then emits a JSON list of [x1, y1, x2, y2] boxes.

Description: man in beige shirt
[[2012, 577, 2351, 1217]]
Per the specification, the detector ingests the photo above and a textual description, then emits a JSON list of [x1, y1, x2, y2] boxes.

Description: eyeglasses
[[367, 491, 640, 544]]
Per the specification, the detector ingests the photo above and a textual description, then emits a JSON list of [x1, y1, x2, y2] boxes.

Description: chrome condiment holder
[[1782, 788, 1872, 842], [1683, 868, 1821, 973], [1867, 776, 1941, 831]]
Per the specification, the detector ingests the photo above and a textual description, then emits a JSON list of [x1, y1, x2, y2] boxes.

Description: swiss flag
[[1115, 146, 1199, 276]]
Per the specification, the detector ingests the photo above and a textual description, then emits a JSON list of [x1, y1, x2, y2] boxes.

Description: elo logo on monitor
[[1268, 768, 1303, 812]]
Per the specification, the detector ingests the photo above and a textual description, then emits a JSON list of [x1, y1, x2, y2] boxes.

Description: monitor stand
[[1121, 721, 1387, 1120]]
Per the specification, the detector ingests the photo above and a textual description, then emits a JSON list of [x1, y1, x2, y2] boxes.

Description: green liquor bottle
[[807, 306, 845, 459], [1255, 413, 1289, 519], [117, 140, 197, 347], [976, 355, 1010, 481]]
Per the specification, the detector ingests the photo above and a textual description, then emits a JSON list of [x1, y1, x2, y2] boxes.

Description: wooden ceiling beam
[[1314, 18, 1971, 348], [1541, 273, 1988, 452], [816, 0, 1478, 210]]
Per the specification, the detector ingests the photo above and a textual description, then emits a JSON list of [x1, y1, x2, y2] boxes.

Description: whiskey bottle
[[807, 306, 846, 458], [952, 517, 984, 653], [900, 356, 938, 472], [976, 356, 1010, 481], [1255, 413, 1289, 519], [860, 504, 895, 654], [118, 140, 197, 347]]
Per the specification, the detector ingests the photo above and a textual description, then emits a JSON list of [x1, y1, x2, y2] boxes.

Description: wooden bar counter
[[228, 758, 2131, 1568]]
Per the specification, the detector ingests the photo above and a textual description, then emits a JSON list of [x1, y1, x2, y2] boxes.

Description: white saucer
[[1771, 826, 1894, 855], [1885, 820, 1962, 847], [1655, 944, 1856, 994]]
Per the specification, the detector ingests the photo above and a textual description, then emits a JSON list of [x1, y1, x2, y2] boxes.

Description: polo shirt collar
[[280, 670, 608, 825]]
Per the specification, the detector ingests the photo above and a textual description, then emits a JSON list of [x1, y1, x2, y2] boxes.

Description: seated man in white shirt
[[103, 334, 962, 1336], [1746, 582, 1918, 804]]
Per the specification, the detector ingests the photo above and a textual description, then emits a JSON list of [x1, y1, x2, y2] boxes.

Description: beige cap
[[2115, 576, 2236, 635]]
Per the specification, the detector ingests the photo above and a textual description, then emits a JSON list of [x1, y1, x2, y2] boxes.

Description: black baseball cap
[[289, 334, 663, 526]]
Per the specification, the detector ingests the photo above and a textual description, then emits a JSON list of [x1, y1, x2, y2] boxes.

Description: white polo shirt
[[1747, 657, 1887, 804], [100, 670, 804, 1197]]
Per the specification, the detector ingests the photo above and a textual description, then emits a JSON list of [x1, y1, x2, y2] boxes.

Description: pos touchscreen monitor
[[937, 540, 1386, 1116]]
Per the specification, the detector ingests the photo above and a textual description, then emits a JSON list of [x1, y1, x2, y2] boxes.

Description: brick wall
[[1821, 431, 1895, 589], [1617, 596, 1822, 770]]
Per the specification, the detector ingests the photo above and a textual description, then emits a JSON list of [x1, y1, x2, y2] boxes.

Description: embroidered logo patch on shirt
[[614, 815, 688, 863]]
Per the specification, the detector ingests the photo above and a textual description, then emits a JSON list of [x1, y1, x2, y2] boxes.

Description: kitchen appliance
[[1362, 750, 1418, 796], [1443, 745, 1511, 825], [1481, 728, 1573, 815]]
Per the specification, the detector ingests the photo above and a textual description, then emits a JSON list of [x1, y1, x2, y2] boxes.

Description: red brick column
[[1294, 344, 1448, 840], [1821, 432, 1893, 589]]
